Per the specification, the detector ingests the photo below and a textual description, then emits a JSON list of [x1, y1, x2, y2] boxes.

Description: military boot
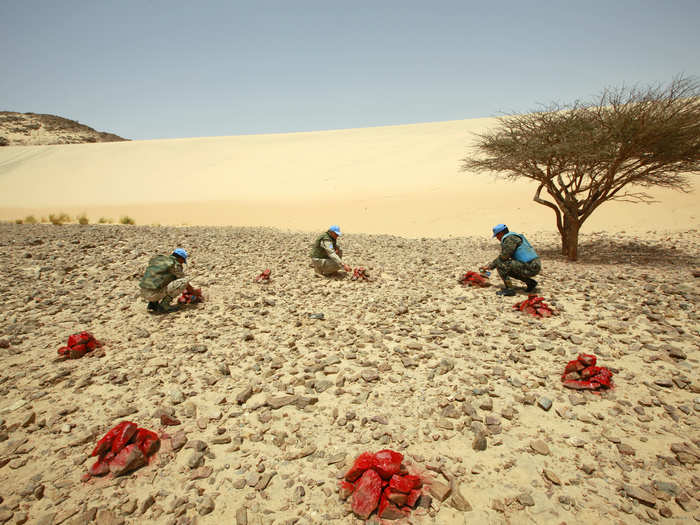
[[496, 278, 516, 296], [157, 296, 180, 313], [147, 301, 159, 313], [525, 278, 538, 292]]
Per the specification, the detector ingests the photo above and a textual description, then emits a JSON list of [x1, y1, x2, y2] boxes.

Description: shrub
[[24, 215, 37, 224], [119, 215, 135, 225], [49, 212, 71, 225], [98, 217, 113, 224], [15, 218, 23, 224], [40, 216, 48, 223], [77, 213, 89, 225]]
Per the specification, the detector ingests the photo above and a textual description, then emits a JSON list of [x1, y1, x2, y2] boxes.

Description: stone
[[235, 507, 248, 525], [236, 386, 253, 405], [537, 397, 552, 411], [543, 469, 561, 485], [109, 444, 146, 476], [187, 451, 205, 469], [518, 493, 535, 506], [530, 439, 550, 455], [451, 485, 472, 511], [171, 430, 187, 451], [198, 496, 215, 515], [428, 480, 451, 502], [624, 485, 656, 507], [472, 434, 487, 451]]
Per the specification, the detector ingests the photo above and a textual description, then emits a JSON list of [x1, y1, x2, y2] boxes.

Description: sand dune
[[1, 118, 696, 237]]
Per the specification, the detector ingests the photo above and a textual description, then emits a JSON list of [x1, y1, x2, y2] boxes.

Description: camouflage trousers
[[495, 258, 541, 285], [140, 278, 189, 302], [312, 258, 342, 276]]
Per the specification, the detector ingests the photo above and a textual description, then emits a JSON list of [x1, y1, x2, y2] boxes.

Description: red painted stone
[[111, 421, 138, 453], [406, 489, 421, 507], [109, 444, 147, 476], [339, 481, 354, 500], [389, 474, 422, 493], [386, 487, 408, 506], [351, 469, 383, 519], [373, 449, 403, 479], [378, 493, 406, 520], [345, 451, 375, 482], [89, 451, 115, 476], [132, 428, 160, 456], [564, 360, 585, 374]]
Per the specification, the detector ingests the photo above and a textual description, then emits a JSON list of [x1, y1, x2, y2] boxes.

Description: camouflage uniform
[[310, 231, 345, 276], [139, 254, 189, 302], [487, 234, 541, 286]]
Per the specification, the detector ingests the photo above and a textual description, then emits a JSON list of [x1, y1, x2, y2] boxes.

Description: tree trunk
[[561, 214, 580, 261]]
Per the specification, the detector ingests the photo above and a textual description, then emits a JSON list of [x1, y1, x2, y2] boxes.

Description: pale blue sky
[[2, 1, 698, 140]]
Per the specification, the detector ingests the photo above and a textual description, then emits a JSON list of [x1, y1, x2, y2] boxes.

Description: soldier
[[139, 248, 200, 313], [480, 224, 541, 296], [310, 225, 351, 277]]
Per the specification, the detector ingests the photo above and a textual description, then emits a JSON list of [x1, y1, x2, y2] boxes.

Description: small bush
[[40, 216, 48, 223], [24, 215, 37, 224], [77, 213, 89, 225], [49, 212, 71, 225], [119, 215, 135, 225], [98, 217, 113, 224], [15, 218, 23, 224]]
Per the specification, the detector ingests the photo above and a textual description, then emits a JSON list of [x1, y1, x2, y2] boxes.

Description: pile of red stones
[[341, 449, 425, 520], [351, 267, 370, 281], [458, 271, 490, 287], [86, 421, 160, 479], [254, 269, 271, 283], [57, 331, 102, 359], [513, 294, 555, 318], [561, 353, 614, 390], [177, 288, 203, 305]]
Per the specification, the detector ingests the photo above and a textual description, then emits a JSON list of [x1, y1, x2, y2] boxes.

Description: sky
[[1, 0, 699, 140]]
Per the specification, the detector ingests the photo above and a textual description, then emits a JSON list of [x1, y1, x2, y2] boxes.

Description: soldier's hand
[[343, 264, 352, 272], [479, 265, 487, 272]]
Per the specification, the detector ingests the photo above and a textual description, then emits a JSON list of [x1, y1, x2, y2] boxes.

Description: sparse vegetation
[[98, 217, 113, 224], [119, 215, 135, 225], [77, 213, 89, 225], [40, 216, 48, 223], [48, 212, 71, 225], [24, 215, 37, 224], [15, 218, 23, 224]]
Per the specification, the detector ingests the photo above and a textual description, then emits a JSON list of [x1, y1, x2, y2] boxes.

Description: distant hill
[[0, 111, 128, 146]]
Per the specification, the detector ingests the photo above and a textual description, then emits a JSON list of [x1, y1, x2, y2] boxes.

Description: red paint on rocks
[[88, 421, 160, 478], [343, 450, 427, 520], [458, 271, 490, 287], [513, 295, 555, 318], [352, 469, 383, 519], [254, 269, 271, 283], [351, 267, 371, 281], [57, 331, 102, 359], [177, 289, 203, 304], [561, 354, 614, 390]]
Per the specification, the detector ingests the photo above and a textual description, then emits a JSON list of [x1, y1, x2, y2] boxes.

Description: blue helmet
[[492, 224, 507, 237], [172, 248, 188, 261], [328, 225, 341, 236]]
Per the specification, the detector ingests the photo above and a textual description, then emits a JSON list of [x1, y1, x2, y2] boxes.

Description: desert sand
[[0, 118, 697, 236], [0, 118, 698, 525]]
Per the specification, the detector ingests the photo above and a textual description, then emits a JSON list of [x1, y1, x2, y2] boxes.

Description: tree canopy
[[461, 75, 700, 260]]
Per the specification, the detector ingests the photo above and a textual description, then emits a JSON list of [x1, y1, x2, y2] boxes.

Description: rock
[[0, 509, 13, 523], [95, 509, 124, 525], [109, 444, 146, 476], [624, 485, 656, 507], [235, 507, 248, 525], [170, 430, 188, 451], [543, 469, 561, 485], [451, 485, 472, 511], [169, 388, 185, 404], [139, 495, 155, 515], [236, 386, 253, 405], [472, 434, 487, 451], [517, 493, 535, 506], [160, 414, 181, 426], [352, 469, 382, 519], [429, 480, 451, 502], [267, 395, 298, 409], [255, 471, 276, 491], [188, 344, 208, 353], [537, 397, 552, 411], [530, 439, 550, 455], [198, 496, 215, 515], [189, 466, 213, 480], [187, 451, 205, 469], [617, 443, 636, 456]]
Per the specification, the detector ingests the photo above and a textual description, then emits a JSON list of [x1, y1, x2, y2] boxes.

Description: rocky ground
[[0, 223, 698, 525]]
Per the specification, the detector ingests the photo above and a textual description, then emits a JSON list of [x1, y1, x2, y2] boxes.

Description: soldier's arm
[[321, 239, 344, 265], [487, 236, 521, 268]]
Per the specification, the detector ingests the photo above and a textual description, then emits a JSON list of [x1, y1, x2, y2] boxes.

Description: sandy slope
[[0, 118, 697, 237], [0, 223, 698, 524]]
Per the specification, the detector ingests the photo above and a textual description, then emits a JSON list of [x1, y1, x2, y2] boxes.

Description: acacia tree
[[461, 76, 700, 261]]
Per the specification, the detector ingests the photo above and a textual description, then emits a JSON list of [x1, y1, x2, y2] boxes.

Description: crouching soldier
[[139, 248, 200, 313], [310, 225, 351, 277], [480, 224, 541, 296]]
